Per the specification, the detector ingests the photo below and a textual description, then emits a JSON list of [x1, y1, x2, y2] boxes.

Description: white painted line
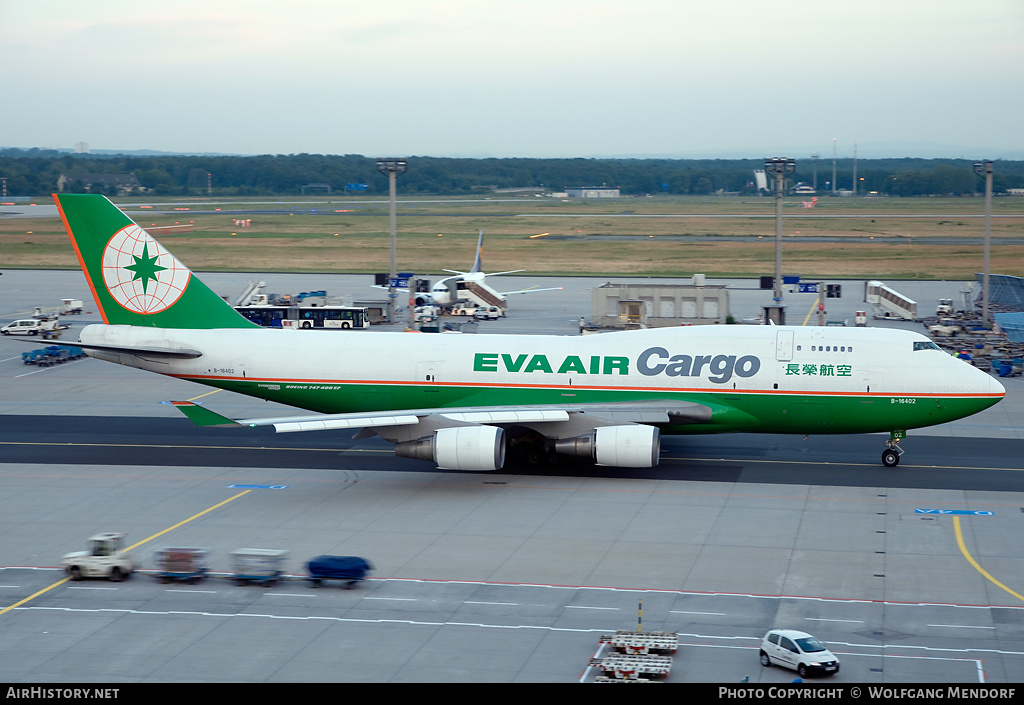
[[671, 610, 726, 616], [466, 601, 519, 606], [266, 593, 317, 597], [14, 358, 87, 378], [566, 605, 619, 610], [364, 597, 417, 601], [68, 586, 118, 590], [927, 624, 995, 629], [805, 617, 864, 623], [165, 589, 217, 594]]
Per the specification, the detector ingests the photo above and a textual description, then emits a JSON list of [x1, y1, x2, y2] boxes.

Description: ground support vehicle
[[306, 555, 372, 588], [21, 345, 86, 367], [153, 547, 209, 583], [450, 303, 479, 316], [990, 358, 1023, 377], [61, 298, 84, 315], [21, 350, 50, 365], [1, 317, 69, 338], [413, 305, 441, 323], [473, 305, 504, 320], [601, 630, 678, 655], [230, 548, 289, 586], [61, 533, 134, 582], [589, 653, 673, 680]]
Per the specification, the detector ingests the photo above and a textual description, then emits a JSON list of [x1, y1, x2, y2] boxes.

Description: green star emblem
[[123, 242, 167, 295]]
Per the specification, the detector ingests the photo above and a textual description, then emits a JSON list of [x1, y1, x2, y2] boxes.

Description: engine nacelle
[[554, 425, 660, 468], [395, 426, 505, 471]]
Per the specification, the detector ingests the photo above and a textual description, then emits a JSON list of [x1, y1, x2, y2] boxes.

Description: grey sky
[[3, 0, 1022, 159]]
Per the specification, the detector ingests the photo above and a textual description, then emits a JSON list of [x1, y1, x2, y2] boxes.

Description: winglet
[[171, 401, 241, 427]]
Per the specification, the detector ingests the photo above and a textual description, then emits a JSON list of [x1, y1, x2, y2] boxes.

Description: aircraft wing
[[171, 399, 710, 435], [172, 398, 711, 469], [498, 286, 564, 296]]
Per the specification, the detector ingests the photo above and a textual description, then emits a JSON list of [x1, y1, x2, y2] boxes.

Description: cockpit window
[[913, 341, 941, 351]]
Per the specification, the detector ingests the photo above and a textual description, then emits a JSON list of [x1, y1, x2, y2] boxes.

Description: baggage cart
[[230, 548, 289, 586], [601, 630, 678, 655], [307, 555, 372, 589], [589, 653, 673, 680], [154, 547, 208, 583]]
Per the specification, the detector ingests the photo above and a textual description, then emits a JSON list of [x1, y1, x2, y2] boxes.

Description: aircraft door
[[416, 361, 442, 397], [776, 330, 794, 361]]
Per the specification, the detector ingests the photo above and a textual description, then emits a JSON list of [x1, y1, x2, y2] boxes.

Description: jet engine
[[553, 425, 661, 467], [395, 425, 506, 471]]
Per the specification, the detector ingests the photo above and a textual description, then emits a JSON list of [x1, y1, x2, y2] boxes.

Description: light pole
[[376, 158, 408, 324], [831, 138, 837, 195], [765, 157, 795, 303], [973, 160, 993, 327]]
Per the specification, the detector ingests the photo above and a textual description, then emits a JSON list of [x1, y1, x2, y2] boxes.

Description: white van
[[1, 319, 45, 336]]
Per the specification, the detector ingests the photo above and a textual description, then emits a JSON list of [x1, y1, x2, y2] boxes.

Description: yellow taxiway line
[[0, 489, 251, 618], [954, 515, 1024, 604]]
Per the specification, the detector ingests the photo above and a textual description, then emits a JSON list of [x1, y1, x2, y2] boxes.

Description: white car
[[473, 305, 503, 320], [759, 629, 840, 678]]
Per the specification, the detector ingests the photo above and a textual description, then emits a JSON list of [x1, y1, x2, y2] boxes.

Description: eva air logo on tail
[[101, 224, 191, 314]]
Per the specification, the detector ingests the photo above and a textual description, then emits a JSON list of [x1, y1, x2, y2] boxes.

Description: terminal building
[[588, 277, 730, 329], [566, 186, 620, 198]]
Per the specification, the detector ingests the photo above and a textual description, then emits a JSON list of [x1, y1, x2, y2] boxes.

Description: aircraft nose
[[965, 361, 1005, 404], [988, 371, 1007, 398]]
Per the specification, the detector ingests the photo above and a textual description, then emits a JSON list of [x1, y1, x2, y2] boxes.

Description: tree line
[[2, 148, 1022, 198]]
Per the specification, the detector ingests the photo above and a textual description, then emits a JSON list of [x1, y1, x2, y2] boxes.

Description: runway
[[2, 270, 1024, 683]]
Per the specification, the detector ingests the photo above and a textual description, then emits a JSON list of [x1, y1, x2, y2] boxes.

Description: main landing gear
[[882, 431, 906, 467]]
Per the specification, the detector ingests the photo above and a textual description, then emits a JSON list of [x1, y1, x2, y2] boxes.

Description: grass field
[[3, 194, 1022, 279]]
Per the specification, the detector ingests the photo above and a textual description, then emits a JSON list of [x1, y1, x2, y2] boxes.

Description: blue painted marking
[[915, 509, 993, 516], [228, 484, 289, 490]]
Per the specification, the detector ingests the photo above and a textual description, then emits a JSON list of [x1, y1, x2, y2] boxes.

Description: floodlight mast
[[974, 160, 993, 327], [376, 158, 408, 323], [765, 157, 796, 303]]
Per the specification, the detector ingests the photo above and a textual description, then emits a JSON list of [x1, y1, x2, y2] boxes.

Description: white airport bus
[[234, 304, 370, 329]]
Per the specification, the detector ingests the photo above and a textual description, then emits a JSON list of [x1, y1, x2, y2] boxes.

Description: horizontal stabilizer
[[75, 341, 203, 359], [171, 401, 241, 427]]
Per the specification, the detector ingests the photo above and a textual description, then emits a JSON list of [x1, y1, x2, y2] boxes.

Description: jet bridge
[[865, 280, 918, 321]]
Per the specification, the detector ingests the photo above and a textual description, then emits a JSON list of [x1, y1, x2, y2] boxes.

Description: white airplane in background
[[53, 194, 1004, 472], [395, 230, 562, 307]]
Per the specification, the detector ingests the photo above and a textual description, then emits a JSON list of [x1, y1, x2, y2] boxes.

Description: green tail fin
[[171, 401, 242, 427], [54, 194, 254, 329]]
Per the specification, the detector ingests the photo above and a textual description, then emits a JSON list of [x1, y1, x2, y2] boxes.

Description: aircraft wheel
[[882, 449, 900, 467]]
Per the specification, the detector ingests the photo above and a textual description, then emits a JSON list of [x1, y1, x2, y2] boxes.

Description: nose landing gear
[[882, 431, 906, 467]]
